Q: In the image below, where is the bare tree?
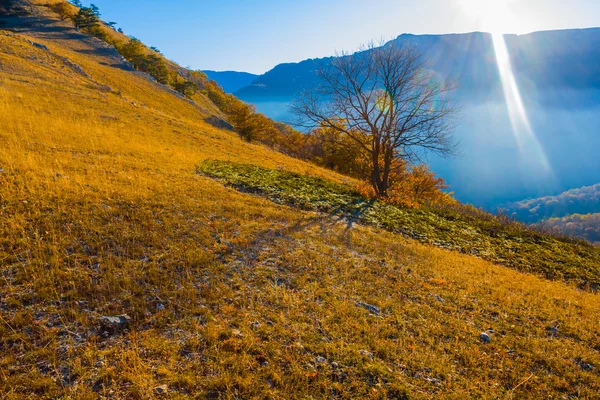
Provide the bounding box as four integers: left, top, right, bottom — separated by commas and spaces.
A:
291, 41, 459, 197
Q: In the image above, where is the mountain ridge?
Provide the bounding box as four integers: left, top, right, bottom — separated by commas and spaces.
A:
203, 70, 258, 93
234, 28, 600, 99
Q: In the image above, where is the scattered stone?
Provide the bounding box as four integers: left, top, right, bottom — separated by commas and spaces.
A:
62, 58, 91, 78
156, 303, 166, 312
434, 295, 444, 303
55, 364, 77, 386
479, 332, 491, 343
574, 358, 595, 372
314, 356, 327, 365
232, 329, 242, 338
250, 321, 261, 329
97, 84, 113, 93
423, 376, 442, 386
356, 301, 381, 316
360, 350, 374, 360
31, 41, 49, 51
154, 385, 168, 395
548, 326, 559, 337
99, 315, 131, 336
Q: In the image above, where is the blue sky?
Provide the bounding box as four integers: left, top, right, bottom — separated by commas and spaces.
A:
87, 0, 600, 74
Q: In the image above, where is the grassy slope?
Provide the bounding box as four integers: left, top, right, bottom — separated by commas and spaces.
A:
1, 5, 599, 399
198, 161, 600, 287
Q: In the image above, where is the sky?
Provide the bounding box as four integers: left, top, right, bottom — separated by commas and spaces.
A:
86, 0, 600, 74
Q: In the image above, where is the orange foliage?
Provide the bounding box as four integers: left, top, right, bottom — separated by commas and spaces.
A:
357, 161, 454, 208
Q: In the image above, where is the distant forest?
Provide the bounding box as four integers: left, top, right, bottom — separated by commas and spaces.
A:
541, 214, 600, 245
504, 184, 600, 223
502, 184, 600, 244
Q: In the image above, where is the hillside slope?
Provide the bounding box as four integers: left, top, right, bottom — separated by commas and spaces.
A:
1, 2, 600, 398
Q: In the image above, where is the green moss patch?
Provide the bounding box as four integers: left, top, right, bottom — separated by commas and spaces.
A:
199, 160, 600, 288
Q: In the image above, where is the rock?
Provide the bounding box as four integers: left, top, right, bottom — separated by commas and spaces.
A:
62, 58, 91, 78
314, 356, 327, 365
423, 376, 442, 386
156, 303, 166, 312
154, 384, 168, 395
356, 301, 381, 316
30, 41, 49, 51
574, 358, 595, 372
97, 84, 113, 93
99, 315, 131, 336
231, 329, 242, 338
360, 350, 374, 360
434, 295, 444, 303
250, 321, 261, 329
479, 332, 491, 343
547, 326, 559, 337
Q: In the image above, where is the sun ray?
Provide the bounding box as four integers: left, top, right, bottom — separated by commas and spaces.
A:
491, 33, 551, 172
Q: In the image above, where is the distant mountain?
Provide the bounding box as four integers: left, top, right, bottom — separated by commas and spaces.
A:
502, 183, 600, 245
236, 29, 600, 100
203, 70, 258, 94
502, 183, 600, 224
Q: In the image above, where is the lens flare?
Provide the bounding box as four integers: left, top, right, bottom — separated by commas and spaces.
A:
491, 33, 551, 173
375, 89, 392, 113
456, 0, 519, 34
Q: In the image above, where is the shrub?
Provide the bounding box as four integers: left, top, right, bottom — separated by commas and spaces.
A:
73, 6, 100, 31
49, 2, 73, 21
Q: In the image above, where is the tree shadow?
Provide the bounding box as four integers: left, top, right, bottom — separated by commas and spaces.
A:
0, 13, 103, 43
225, 198, 376, 267
77, 48, 118, 57
99, 61, 134, 72
204, 115, 233, 131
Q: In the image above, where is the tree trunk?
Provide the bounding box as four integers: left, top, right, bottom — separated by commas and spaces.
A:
370, 138, 385, 197
380, 146, 394, 197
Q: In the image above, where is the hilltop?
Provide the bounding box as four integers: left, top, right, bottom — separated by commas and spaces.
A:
1, 1, 599, 398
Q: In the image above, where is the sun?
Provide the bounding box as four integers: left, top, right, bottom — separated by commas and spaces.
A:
456, 0, 518, 34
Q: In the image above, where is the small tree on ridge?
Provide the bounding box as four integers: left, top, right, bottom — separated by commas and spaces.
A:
292, 41, 459, 197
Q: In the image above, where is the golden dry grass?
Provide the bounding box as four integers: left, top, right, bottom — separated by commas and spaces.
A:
1, 9, 599, 399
